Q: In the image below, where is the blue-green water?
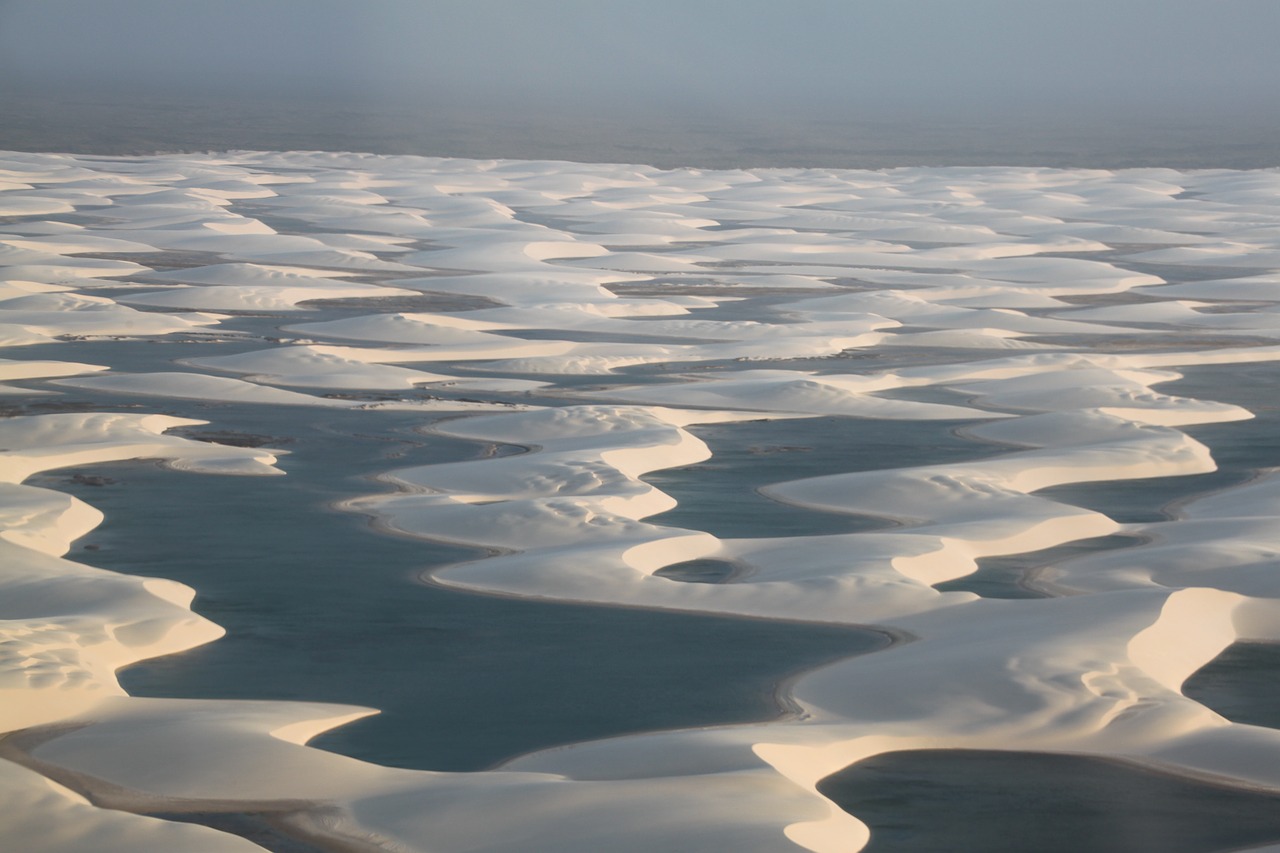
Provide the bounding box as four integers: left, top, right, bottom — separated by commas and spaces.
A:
1184, 643, 1280, 731
32, 392, 884, 772
934, 534, 1142, 600
644, 416, 998, 539
819, 750, 1280, 853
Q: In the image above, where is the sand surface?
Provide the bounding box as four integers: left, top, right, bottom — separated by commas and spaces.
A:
3, 151, 1280, 851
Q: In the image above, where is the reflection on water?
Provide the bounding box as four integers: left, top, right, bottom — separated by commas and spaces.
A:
819, 750, 1280, 853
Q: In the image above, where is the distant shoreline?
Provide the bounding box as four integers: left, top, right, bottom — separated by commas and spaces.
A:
5, 88, 1278, 171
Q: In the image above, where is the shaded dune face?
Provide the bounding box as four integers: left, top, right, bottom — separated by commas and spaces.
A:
2, 151, 1280, 853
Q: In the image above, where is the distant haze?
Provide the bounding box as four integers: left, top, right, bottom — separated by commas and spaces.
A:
2, 0, 1278, 166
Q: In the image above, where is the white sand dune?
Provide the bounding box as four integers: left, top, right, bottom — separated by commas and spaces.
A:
188, 344, 459, 389
0, 760, 267, 852
0, 357, 106, 393
582, 369, 999, 418
5, 151, 1280, 853
51, 371, 519, 412
0, 290, 222, 345
118, 263, 420, 312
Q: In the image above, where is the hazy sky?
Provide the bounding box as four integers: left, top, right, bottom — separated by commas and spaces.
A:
3, 0, 1278, 119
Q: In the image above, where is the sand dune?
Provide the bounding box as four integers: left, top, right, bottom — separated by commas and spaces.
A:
3, 150, 1280, 852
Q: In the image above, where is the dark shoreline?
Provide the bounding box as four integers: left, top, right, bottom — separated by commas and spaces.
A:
5, 89, 1279, 171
